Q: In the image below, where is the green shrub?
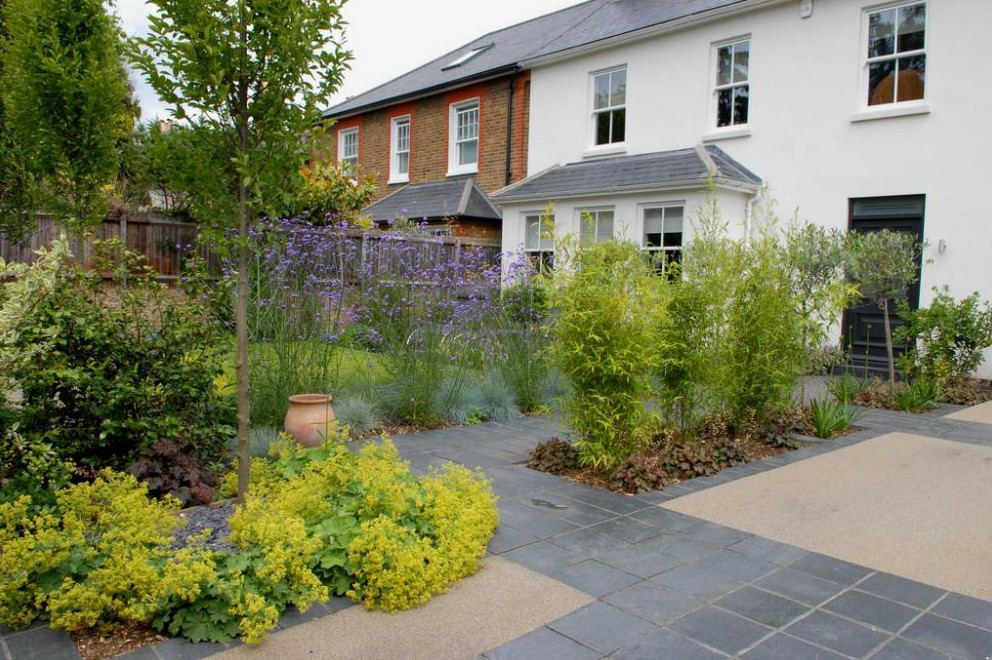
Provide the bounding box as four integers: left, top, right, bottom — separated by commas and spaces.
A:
893, 380, 941, 412
527, 437, 579, 474
610, 451, 669, 493
550, 237, 667, 471
0, 426, 73, 507
0, 471, 215, 633
758, 406, 812, 450
809, 398, 865, 438
661, 436, 749, 480
126, 438, 219, 507
0, 238, 234, 472
658, 201, 805, 431
179, 436, 499, 641
3, 434, 498, 646
896, 287, 992, 389
724, 227, 805, 423
827, 372, 869, 405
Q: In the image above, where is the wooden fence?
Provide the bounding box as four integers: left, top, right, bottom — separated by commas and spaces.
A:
0, 212, 208, 280
0, 213, 503, 281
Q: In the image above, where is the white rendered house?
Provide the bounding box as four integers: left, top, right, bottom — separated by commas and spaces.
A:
493, 0, 990, 373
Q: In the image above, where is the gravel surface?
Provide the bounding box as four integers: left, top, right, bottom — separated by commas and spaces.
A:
172, 500, 236, 551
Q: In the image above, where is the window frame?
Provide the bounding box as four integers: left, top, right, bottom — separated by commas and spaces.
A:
337, 127, 359, 174
711, 37, 751, 130
589, 66, 627, 148
639, 202, 686, 276
523, 211, 555, 273
861, 0, 927, 109
389, 115, 411, 184
578, 207, 616, 245
447, 99, 480, 176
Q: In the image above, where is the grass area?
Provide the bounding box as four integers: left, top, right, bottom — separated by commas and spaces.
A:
217, 341, 389, 426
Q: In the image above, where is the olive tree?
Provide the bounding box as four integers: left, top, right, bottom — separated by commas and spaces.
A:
846, 229, 926, 394
131, 0, 350, 497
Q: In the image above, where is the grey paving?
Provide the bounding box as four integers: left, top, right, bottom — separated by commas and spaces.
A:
483, 627, 600, 660
546, 601, 655, 654
669, 607, 772, 655
8, 409, 992, 660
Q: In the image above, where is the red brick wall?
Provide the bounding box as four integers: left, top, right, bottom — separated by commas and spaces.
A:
323, 72, 531, 204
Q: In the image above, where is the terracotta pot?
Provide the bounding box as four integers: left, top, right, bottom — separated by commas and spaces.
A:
284, 394, 336, 447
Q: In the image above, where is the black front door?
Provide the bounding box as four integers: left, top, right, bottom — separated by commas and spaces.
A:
842, 195, 925, 374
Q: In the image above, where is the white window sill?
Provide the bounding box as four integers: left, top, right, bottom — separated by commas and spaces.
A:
850, 103, 930, 123
446, 166, 478, 177
701, 126, 752, 142
388, 176, 409, 185
582, 144, 627, 159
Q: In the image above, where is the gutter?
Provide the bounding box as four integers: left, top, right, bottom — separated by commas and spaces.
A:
521, 0, 791, 69
493, 176, 759, 205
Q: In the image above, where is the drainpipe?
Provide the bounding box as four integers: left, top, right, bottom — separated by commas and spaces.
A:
504, 73, 517, 186
744, 191, 758, 245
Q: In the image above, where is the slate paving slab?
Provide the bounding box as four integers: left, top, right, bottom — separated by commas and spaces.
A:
602, 581, 703, 625
870, 637, 966, 660
3, 627, 82, 660
609, 628, 727, 660
932, 593, 992, 630
858, 572, 946, 610
784, 610, 890, 657
754, 568, 849, 607
548, 559, 641, 598
594, 544, 684, 579
822, 589, 919, 633
650, 563, 744, 601
668, 606, 772, 655
900, 613, 992, 660
713, 586, 809, 628
738, 633, 848, 659
546, 601, 655, 654
483, 627, 599, 660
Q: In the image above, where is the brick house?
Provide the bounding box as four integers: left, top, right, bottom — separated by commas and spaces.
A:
320, 2, 605, 238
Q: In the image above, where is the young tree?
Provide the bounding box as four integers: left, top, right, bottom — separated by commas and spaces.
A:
131, 0, 350, 498
846, 229, 925, 394
0, 0, 133, 232
784, 222, 856, 398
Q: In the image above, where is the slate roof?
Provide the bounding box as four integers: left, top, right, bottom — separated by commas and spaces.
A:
324, 0, 609, 117
325, 0, 752, 118
491, 145, 761, 202
364, 179, 502, 223
526, 0, 751, 60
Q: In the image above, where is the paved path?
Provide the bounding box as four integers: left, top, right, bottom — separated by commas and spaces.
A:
4, 407, 992, 660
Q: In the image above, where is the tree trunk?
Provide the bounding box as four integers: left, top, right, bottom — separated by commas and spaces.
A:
235, 108, 251, 500
882, 297, 896, 397
235, 185, 251, 500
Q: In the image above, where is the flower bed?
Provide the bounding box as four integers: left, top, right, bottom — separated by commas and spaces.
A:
0, 436, 498, 649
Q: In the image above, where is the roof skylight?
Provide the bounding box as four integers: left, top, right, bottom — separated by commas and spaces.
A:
442, 43, 493, 71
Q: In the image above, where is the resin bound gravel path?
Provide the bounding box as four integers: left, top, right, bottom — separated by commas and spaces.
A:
4, 404, 992, 660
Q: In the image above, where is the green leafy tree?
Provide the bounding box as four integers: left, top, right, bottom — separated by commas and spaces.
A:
131, 0, 351, 498
846, 229, 926, 393
0, 0, 133, 232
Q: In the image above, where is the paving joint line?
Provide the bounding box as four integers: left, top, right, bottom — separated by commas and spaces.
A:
861, 592, 958, 660
729, 568, 879, 658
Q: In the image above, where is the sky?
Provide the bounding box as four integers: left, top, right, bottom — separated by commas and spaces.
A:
113, 0, 583, 122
